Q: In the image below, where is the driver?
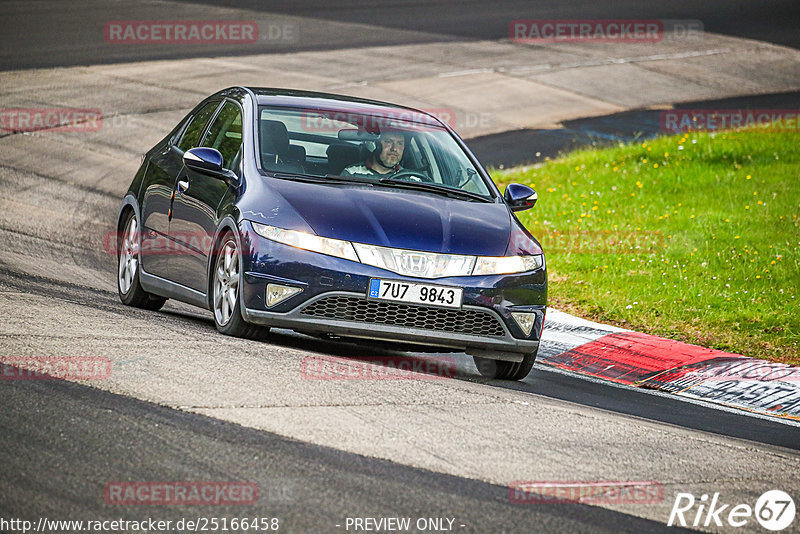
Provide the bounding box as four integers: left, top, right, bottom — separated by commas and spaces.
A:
341, 131, 405, 177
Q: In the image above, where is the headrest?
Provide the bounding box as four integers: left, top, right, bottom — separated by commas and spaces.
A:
287, 144, 306, 163
326, 144, 362, 174
260, 120, 290, 158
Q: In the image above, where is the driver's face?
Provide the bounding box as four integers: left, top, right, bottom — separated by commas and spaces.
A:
378, 133, 405, 167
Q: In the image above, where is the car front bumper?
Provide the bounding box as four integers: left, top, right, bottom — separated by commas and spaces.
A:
239, 222, 547, 358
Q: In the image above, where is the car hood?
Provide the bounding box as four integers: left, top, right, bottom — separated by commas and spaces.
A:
268, 179, 513, 256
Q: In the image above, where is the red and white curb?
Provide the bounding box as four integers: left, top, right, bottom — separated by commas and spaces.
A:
539, 310, 800, 422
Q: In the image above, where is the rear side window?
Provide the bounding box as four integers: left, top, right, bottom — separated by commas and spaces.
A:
177, 101, 219, 152
201, 101, 243, 170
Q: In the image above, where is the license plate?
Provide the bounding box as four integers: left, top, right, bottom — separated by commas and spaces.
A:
368, 279, 463, 309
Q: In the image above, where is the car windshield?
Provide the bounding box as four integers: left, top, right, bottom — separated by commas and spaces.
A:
257, 106, 493, 199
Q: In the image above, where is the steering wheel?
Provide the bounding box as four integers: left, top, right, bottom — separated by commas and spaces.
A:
388, 169, 433, 183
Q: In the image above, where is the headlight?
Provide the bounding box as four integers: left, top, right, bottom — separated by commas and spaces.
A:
472, 254, 544, 275
251, 223, 358, 262
251, 222, 543, 277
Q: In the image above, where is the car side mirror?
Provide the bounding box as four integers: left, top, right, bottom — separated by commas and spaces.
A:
183, 147, 235, 180
504, 183, 537, 211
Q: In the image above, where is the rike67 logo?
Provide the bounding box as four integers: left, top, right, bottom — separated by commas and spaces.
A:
668, 490, 795, 531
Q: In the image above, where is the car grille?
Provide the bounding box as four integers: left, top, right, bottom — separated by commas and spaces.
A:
299, 296, 506, 337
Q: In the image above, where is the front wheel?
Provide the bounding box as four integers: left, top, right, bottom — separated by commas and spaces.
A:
211, 233, 264, 339
473, 351, 537, 381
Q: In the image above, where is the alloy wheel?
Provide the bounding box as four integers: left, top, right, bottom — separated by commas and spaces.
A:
118, 215, 139, 295
213, 239, 240, 326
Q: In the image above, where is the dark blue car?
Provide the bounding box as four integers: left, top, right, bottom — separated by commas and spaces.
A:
117, 87, 546, 380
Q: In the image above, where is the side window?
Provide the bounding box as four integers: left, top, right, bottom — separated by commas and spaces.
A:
177, 101, 219, 152
201, 101, 243, 170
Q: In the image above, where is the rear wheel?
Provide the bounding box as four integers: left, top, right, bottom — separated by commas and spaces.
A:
473, 351, 537, 381
212, 233, 264, 339
117, 210, 167, 311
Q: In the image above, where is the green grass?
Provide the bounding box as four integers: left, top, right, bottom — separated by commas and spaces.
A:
492, 126, 800, 365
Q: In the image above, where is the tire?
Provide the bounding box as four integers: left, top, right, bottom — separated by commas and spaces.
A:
117, 210, 167, 311
473, 350, 537, 381
211, 232, 264, 339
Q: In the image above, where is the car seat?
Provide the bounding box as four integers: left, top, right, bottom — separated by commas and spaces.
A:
260, 120, 303, 173
326, 144, 362, 175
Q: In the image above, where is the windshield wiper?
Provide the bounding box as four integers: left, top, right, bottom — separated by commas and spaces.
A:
269, 172, 374, 186
378, 177, 492, 202
270, 171, 325, 183
324, 174, 377, 185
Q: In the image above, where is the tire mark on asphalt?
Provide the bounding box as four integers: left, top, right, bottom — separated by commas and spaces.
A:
0, 162, 123, 200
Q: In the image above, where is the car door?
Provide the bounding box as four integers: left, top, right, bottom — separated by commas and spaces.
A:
140, 100, 220, 279
169, 100, 242, 293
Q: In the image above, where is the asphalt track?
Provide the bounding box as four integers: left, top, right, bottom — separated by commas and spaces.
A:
1, 2, 800, 533
0, 369, 693, 534
1, 0, 799, 70
203, 0, 800, 49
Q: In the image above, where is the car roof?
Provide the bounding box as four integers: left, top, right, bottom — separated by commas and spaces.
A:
243, 87, 446, 128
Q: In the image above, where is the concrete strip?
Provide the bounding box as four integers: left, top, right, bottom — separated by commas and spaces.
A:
2, 34, 799, 141
372, 72, 624, 134
524, 63, 714, 108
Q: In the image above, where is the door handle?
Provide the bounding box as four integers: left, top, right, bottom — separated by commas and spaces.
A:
177, 180, 189, 193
